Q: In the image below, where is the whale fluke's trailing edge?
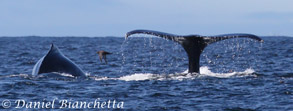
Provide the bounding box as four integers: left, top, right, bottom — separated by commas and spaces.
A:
125, 29, 263, 73
32, 44, 85, 77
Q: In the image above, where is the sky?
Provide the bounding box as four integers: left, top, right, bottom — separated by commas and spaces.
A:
0, 0, 292, 37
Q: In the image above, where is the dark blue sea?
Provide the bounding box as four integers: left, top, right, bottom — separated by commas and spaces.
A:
0, 36, 292, 111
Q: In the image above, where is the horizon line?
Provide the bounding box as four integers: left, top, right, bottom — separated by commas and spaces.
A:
0, 35, 292, 38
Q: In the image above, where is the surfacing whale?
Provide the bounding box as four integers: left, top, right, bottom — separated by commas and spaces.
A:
32, 44, 85, 77
125, 29, 263, 73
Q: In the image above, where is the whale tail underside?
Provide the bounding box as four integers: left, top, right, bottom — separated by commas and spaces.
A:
32, 44, 85, 77
125, 29, 263, 73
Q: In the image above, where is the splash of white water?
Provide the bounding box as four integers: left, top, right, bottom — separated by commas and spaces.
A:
4, 67, 256, 81
115, 66, 256, 81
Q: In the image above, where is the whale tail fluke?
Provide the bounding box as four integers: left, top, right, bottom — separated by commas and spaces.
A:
126, 30, 263, 45
125, 29, 263, 73
203, 33, 263, 45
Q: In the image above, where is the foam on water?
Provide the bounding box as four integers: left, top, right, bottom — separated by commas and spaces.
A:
0, 74, 30, 79
115, 66, 256, 81
1, 67, 256, 81
199, 66, 256, 78
58, 73, 75, 78
119, 73, 156, 81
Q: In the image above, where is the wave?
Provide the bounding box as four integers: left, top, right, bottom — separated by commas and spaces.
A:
0, 74, 32, 79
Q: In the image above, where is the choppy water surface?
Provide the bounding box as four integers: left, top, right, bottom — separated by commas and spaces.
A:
0, 36, 292, 110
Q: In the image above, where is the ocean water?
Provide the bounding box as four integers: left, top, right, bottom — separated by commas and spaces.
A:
0, 36, 292, 110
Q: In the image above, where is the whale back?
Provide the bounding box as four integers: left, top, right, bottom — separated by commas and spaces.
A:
32, 44, 85, 77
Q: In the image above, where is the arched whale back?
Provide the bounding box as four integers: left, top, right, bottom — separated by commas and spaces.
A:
125, 29, 263, 73
32, 44, 85, 77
